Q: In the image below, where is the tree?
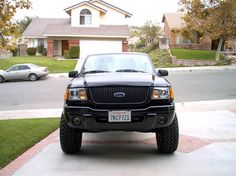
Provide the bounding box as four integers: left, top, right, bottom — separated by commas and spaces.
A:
0, 0, 31, 50
17, 16, 34, 35
179, 0, 236, 61
141, 20, 162, 46
129, 21, 162, 50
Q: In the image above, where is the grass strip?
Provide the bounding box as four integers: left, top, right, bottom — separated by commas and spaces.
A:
0, 118, 59, 168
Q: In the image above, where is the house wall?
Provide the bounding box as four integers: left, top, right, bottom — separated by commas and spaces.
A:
27, 38, 47, 48
163, 20, 174, 44
46, 38, 126, 58
71, 5, 100, 27
68, 40, 80, 48
163, 19, 212, 50
92, 1, 127, 25
47, 39, 54, 57
122, 40, 128, 52
44, 39, 47, 48
169, 34, 212, 50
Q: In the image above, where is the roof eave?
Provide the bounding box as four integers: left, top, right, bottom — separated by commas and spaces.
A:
42, 34, 129, 38
64, 1, 107, 16
90, 0, 132, 17
22, 35, 47, 39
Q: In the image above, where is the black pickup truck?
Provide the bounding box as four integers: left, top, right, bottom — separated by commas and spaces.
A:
60, 53, 179, 154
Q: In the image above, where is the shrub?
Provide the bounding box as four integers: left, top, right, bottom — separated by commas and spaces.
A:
69, 46, 80, 59
26, 47, 37, 56
216, 54, 232, 65
149, 49, 173, 67
37, 44, 44, 54
64, 50, 70, 59
10, 47, 18, 57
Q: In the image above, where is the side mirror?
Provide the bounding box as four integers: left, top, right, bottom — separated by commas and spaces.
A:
158, 69, 168, 76
69, 71, 78, 78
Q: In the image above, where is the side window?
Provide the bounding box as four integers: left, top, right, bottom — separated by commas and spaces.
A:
19, 65, 30, 70
8, 66, 20, 72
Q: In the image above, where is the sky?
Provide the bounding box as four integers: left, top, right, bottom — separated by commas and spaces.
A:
15, 0, 180, 26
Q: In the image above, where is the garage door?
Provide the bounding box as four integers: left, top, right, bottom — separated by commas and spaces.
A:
80, 40, 122, 59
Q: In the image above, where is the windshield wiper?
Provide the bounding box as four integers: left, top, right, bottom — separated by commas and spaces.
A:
115, 69, 146, 73
83, 70, 110, 74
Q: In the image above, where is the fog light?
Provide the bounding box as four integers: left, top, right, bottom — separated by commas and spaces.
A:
158, 116, 167, 124
73, 117, 81, 125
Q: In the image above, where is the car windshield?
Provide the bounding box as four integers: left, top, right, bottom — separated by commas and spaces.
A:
82, 54, 154, 74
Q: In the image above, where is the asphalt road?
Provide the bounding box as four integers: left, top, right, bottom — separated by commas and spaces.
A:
0, 70, 235, 111
168, 69, 236, 102
0, 77, 69, 111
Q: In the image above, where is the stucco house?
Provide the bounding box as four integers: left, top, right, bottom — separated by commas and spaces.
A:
22, 0, 132, 59
162, 13, 212, 50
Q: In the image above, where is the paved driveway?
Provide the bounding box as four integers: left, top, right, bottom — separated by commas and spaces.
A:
1, 110, 236, 176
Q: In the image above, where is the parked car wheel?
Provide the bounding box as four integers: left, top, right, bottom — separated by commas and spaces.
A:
0, 75, 5, 83
29, 73, 38, 81
156, 114, 179, 153
60, 114, 82, 154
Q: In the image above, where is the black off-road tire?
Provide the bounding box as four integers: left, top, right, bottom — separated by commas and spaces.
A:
29, 73, 38, 81
60, 114, 82, 154
156, 114, 179, 153
0, 76, 4, 83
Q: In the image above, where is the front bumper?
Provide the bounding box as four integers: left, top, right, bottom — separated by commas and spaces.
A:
63, 103, 175, 132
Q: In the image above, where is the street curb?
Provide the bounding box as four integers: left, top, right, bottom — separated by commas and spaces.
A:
0, 108, 62, 120
47, 73, 68, 78
160, 64, 236, 72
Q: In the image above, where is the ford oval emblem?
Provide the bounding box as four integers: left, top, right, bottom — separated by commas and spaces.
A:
114, 92, 126, 98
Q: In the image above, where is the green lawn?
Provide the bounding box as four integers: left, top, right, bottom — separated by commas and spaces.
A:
171, 48, 216, 60
0, 56, 77, 73
0, 118, 59, 168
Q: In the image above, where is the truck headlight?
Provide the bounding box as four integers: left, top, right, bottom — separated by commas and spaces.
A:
151, 87, 174, 100
65, 88, 87, 101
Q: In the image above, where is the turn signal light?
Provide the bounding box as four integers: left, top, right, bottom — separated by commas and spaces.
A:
64, 88, 69, 100
170, 87, 174, 100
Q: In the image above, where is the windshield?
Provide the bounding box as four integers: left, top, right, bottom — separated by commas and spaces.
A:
82, 54, 154, 74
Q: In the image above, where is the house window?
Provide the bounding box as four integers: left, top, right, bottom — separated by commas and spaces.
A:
80, 9, 92, 25
38, 39, 44, 46
183, 37, 191, 44
176, 34, 180, 44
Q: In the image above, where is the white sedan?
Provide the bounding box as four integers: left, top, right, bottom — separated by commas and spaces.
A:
0, 64, 49, 83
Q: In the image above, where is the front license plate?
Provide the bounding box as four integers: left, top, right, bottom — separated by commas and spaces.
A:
108, 111, 131, 122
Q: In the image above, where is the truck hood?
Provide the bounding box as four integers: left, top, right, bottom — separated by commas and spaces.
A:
70, 73, 170, 88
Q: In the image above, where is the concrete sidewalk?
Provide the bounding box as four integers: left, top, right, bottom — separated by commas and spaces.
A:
48, 64, 236, 78
1, 99, 236, 120
1, 109, 236, 176
160, 64, 236, 72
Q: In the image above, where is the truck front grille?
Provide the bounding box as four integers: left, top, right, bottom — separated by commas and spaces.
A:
89, 86, 149, 104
